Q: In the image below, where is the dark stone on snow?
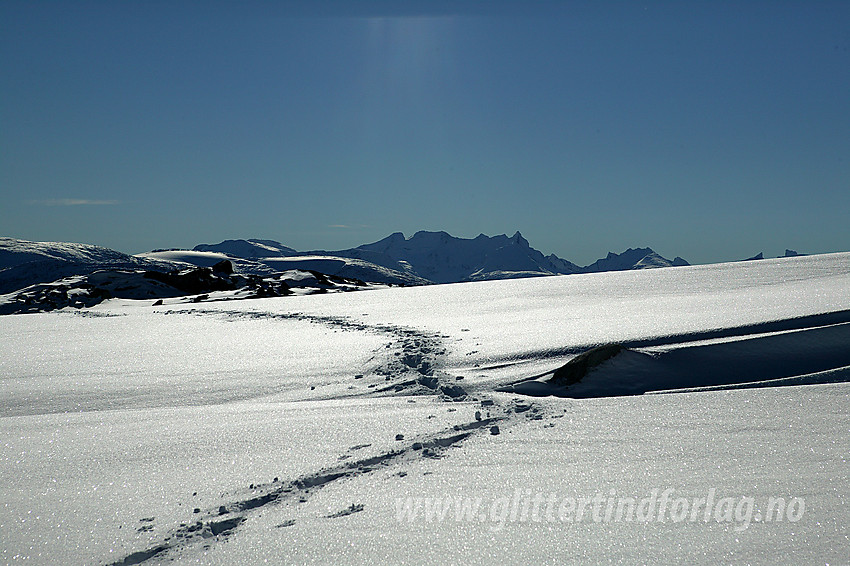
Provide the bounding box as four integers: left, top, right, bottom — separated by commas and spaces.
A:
417, 376, 439, 389
208, 516, 244, 536
439, 384, 467, 398
114, 544, 169, 565
211, 259, 233, 274
143, 267, 236, 295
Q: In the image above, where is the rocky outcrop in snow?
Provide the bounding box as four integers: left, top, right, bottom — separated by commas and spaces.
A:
144, 247, 427, 286
0, 264, 378, 315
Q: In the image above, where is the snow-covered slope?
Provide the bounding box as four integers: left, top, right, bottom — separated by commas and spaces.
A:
0, 237, 175, 294
1, 252, 849, 565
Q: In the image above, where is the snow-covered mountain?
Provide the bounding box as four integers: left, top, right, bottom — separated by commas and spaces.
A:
327, 231, 583, 284
192, 238, 297, 258
0, 237, 174, 295
189, 231, 582, 284
1, 234, 694, 298
583, 247, 690, 273
159, 233, 693, 284
325, 233, 691, 281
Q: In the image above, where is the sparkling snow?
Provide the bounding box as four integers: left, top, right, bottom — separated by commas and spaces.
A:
1, 253, 848, 564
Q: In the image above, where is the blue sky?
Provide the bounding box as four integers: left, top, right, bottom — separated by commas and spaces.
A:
1, 1, 848, 265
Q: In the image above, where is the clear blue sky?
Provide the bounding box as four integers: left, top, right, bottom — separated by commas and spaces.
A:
1, 1, 848, 265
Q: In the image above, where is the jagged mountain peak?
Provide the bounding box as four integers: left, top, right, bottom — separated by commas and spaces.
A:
342, 231, 567, 284
510, 231, 529, 247
585, 247, 683, 273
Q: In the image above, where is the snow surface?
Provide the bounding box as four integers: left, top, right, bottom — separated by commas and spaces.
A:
2, 252, 849, 564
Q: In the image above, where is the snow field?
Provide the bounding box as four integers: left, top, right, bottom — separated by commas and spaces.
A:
1, 251, 848, 564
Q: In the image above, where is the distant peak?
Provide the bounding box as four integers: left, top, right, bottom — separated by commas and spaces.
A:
192, 238, 296, 258
585, 246, 682, 273
511, 231, 529, 247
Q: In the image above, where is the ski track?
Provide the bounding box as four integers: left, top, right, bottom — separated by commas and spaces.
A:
175, 308, 469, 399
110, 309, 548, 565
108, 415, 519, 565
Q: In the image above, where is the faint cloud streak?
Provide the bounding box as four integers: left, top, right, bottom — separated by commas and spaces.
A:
29, 198, 119, 206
